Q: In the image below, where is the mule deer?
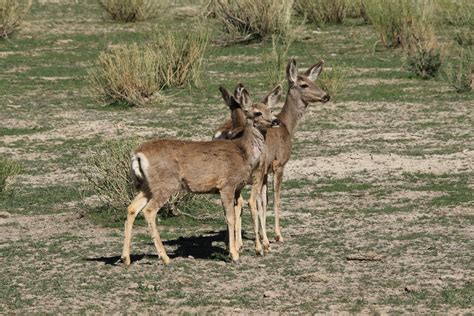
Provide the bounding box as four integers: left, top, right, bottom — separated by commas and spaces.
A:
213, 58, 330, 254
121, 86, 280, 266
214, 83, 283, 251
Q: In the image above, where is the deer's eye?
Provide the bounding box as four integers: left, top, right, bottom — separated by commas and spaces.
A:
300, 83, 309, 88
254, 112, 263, 117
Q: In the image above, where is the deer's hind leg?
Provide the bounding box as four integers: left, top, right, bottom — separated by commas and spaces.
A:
122, 191, 148, 266
142, 190, 177, 265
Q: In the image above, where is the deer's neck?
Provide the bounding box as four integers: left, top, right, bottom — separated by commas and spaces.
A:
278, 88, 306, 137
240, 123, 266, 169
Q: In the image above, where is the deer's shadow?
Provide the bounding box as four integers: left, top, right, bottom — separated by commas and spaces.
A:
85, 230, 249, 265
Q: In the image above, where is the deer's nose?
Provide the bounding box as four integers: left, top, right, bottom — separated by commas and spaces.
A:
272, 119, 281, 127
323, 94, 331, 102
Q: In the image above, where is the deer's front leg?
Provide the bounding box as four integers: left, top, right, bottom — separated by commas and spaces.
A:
221, 188, 239, 262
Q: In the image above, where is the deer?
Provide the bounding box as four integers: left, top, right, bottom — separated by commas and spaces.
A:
121, 86, 280, 266
214, 83, 283, 252
212, 57, 330, 255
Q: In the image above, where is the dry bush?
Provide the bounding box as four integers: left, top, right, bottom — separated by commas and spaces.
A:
98, 0, 162, 22
444, 50, 473, 93
294, 0, 348, 25
206, 0, 293, 44
0, 157, 21, 193
264, 32, 295, 86
82, 139, 206, 216
363, 0, 436, 49
318, 65, 346, 102
89, 28, 208, 106
435, 0, 474, 27
0, 0, 32, 38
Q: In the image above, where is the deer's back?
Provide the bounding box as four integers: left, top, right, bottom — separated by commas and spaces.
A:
135, 139, 250, 193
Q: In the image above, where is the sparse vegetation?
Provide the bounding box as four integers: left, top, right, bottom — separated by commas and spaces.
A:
444, 50, 473, 93
98, 0, 162, 22
294, 0, 348, 25
206, 0, 293, 44
318, 65, 346, 101
0, 157, 20, 192
0, 0, 31, 38
89, 28, 208, 106
264, 32, 295, 86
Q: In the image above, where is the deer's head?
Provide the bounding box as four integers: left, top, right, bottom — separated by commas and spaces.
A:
287, 57, 330, 105
217, 84, 280, 139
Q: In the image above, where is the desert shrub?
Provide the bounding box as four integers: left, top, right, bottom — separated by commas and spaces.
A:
206, 0, 293, 44
264, 31, 295, 86
82, 139, 208, 216
435, 0, 474, 27
346, 0, 368, 21
98, 0, 162, 22
363, 0, 437, 49
0, 157, 21, 193
454, 28, 474, 47
444, 50, 473, 93
89, 28, 208, 106
406, 45, 442, 79
0, 0, 32, 39
294, 0, 348, 25
318, 65, 346, 101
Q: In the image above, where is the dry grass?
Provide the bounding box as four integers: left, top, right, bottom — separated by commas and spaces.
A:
98, 0, 162, 22
0, 156, 21, 193
444, 49, 473, 93
363, 0, 436, 49
89, 28, 208, 106
318, 65, 346, 101
0, 0, 31, 38
294, 0, 348, 25
206, 0, 293, 44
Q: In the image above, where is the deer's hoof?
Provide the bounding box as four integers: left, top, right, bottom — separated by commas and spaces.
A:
275, 234, 284, 243
161, 255, 171, 265
122, 256, 131, 267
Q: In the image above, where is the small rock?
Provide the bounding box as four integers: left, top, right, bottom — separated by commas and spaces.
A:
188, 255, 194, 259
147, 284, 155, 291
0, 211, 10, 219
129, 282, 139, 290
263, 291, 281, 299
405, 285, 420, 293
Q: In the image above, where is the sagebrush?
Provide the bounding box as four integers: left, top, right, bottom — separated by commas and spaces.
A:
363, 0, 437, 49
89, 28, 208, 106
0, 0, 31, 38
294, 0, 348, 25
318, 65, 346, 102
206, 0, 293, 44
98, 0, 162, 22
0, 157, 21, 192
444, 51, 473, 93
82, 139, 210, 216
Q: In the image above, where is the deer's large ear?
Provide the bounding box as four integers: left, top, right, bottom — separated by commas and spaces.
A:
262, 84, 282, 108
219, 86, 241, 110
304, 60, 324, 81
287, 57, 298, 84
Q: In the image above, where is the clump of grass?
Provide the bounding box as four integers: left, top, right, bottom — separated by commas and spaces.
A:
264, 31, 295, 86
454, 28, 474, 47
82, 139, 205, 217
98, 0, 162, 22
363, 0, 436, 49
435, 0, 474, 27
89, 28, 208, 106
0, 157, 21, 193
206, 0, 293, 45
294, 0, 348, 25
0, 0, 32, 39
318, 65, 346, 102
444, 50, 473, 93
